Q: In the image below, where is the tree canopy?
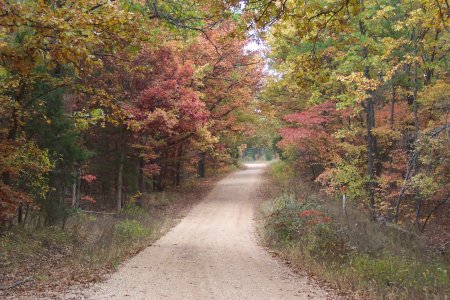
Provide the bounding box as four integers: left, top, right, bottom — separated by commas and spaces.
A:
1, 0, 448, 233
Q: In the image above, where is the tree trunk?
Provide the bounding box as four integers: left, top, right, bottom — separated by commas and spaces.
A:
412, 27, 421, 225
17, 204, 23, 224
365, 97, 377, 219
117, 147, 124, 212
138, 158, 146, 194
175, 146, 183, 186
72, 168, 80, 209
360, 0, 378, 220
412, 30, 420, 137
197, 152, 206, 178
390, 85, 396, 130
72, 181, 77, 209
22, 204, 29, 227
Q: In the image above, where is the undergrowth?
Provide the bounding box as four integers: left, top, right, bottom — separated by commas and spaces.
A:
0, 167, 230, 297
0, 201, 177, 296
259, 162, 449, 299
0, 203, 168, 279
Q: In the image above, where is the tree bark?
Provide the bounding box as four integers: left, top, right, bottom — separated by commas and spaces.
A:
72, 181, 77, 209
197, 152, 206, 178
412, 27, 421, 224
22, 204, 29, 227
360, 0, 378, 220
138, 157, 146, 194
17, 204, 23, 224
71, 168, 80, 209
390, 85, 396, 130
175, 146, 183, 186
117, 146, 124, 212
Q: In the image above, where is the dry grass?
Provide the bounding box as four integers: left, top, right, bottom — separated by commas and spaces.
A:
257, 162, 450, 299
0, 169, 230, 298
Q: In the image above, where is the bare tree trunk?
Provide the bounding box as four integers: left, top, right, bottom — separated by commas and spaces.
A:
390, 85, 396, 130
72, 168, 80, 209
308, 154, 316, 179
72, 181, 77, 208
117, 147, 124, 212
412, 27, 421, 225
360, 0, 378, 220
22, 204, 29, 227
138, 158, 146, 194
17, 204, 23, 224
412, 30, 420, 136
76, 168, 81, 207
197, 152, 206, 178
365, 98, 377, 220
175, 146, 183, 186
393, 125, 450, 223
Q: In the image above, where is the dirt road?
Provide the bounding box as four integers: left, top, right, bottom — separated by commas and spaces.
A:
79, 163, 332, 299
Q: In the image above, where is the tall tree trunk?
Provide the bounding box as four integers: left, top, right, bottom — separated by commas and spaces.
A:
17, 204, 23, 224
412, 28, 421, 225
138, 157, 146, 194
175, 146, 183, 186
72, 168, 80, 209
4, 82, 25, 225
360, 0, 378, 220
22, 204, 29, 227
197, 152, 206, 178
390, 85, 396, 130
365, 98, 377, 219
308, 154, 316, 179
117, 146, 124, 212
72, 181, 77, 209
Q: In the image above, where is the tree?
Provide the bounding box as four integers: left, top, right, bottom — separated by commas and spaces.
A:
258, 0, 449, 228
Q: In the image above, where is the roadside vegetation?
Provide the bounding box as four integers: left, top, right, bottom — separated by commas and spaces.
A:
0, 1, 263, 295
0, 171, 228, 298
258, 162, 449, 299
1, 1, 448, 299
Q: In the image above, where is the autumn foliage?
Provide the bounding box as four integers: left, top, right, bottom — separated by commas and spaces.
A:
264, 0, 449, 234
0, 1, 261, 223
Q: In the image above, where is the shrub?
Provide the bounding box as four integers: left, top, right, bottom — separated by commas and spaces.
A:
259, 186, 450, 299
114, 220, 149, 243
270, 161, 295, 186
122, 203, 148, 219
265, 148, 273, 161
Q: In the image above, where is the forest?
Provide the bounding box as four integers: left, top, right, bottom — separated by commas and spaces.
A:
0, 0, 449, 298
0, 0, 266, 224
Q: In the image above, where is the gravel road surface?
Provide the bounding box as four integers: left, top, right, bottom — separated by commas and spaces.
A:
76, 163, 333, 299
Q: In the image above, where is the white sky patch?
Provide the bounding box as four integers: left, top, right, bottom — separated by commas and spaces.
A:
244, 40, 264, 52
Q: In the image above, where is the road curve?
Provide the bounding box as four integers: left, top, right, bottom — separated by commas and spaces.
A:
81, 163, 332, 299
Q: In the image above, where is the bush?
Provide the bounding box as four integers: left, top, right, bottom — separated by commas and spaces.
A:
270, 161, 295, 185
265, 148, 273, 161
259, 170, 450, 299
114, 220, 149, 243
122, 203, 148, 219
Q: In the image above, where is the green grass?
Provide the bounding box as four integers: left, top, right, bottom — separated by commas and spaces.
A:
114, 219, 150, 243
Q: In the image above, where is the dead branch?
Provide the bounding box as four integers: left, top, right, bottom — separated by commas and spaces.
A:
394, 123, 449, 223
421, 197, 449, 233
80, 210, 117, 215
0, 277, 33, 291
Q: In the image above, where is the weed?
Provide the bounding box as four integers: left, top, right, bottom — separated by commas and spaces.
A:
114, 220, 149, 243
122, 203, 148, 219
259, 162, 450, 299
